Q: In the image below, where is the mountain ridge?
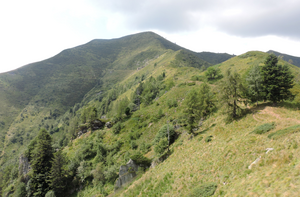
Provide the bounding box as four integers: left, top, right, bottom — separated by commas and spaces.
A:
1, 32, 300, 197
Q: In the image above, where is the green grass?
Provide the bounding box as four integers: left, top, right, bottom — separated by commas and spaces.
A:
251, 122, 275, 134
268, 124, 300, 139
189, 182, 217, 197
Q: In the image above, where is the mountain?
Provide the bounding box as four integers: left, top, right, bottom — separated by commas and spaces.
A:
267, 50, 300, 67
0, 31, 232, 171
1, 32, 300, 197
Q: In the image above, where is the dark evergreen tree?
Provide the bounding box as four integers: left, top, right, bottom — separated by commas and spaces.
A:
28, 128, 53, 197
261, 54, 294, 104
49, 150, 68, 196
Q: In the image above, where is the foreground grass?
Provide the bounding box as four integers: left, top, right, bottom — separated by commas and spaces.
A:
116, 103, 300, 197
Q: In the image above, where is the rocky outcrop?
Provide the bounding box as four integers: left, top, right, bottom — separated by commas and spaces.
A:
77, 124, 88, 137
115, 159, 139, 190
105, 121, 112, 128
89, 119, 105, 130
19, 154, 31, 182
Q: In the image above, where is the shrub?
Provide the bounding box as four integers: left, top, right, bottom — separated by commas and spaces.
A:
268, 125, 300, 139
252, 122, 275, 134
205, 135, 213, 143
14, 182, 27, 197
187, 82, 196, 86
154, 138, 169, 155
154, 124, 176, 145
167, 99, 178, 108
104, 165, 118, 183
112, 122, 122, 134
178, 82, 186, 87
198, 136, 204, 141
140, 143, 151, 154
45, 190, 56, 197
191, 75, 205, 81
190, 182, 217, 197
131, 141, 138, 149
130, 153, 152, 167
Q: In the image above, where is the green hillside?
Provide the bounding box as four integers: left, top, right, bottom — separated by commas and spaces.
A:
1, 32, 299, 197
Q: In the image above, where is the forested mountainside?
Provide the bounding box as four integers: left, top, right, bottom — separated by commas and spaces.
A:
1, 32, 300, 197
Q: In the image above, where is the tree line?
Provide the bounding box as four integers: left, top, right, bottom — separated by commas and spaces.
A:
184, 54, 295, 129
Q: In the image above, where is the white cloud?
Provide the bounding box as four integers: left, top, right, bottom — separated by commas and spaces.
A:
1, 0, 300, 73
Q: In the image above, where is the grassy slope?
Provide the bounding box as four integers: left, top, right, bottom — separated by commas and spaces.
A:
61, 51, 300, 196
111, 52, 300, 197
121, 104, 300, 197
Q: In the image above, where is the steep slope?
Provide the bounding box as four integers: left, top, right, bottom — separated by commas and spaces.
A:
0, 32, 217, 169
2, 32, 297, 197
267, 50, 300, 67
196, 52, 235, 65
55, 51, 300, 196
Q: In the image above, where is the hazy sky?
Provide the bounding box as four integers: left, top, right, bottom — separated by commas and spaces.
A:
1, 0, 300, 73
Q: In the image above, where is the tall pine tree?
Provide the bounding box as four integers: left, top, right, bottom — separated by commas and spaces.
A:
28, 128, 53, 197
261, 54, 294, 104
49, 150, 68, 196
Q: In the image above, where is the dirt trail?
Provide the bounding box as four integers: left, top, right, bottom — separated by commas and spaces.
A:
253, 106, 300, 124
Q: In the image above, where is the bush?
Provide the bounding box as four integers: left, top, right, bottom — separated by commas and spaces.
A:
167, 99, 178, 108
252, 122, 275, 134
131, 141, 138, 149
268, 124, 300, 139
190, 182, 217, 197
191, 75, 205, 81
130, 153, 152, 167
112, 122, 122, 134
205, 135, 213, 143
140, 143, 151, 154
187, 82, 196, 86
45, 190, 56, 197
154, 138, 169, 155
14, 182, 27, 197
154, 124, 176, 145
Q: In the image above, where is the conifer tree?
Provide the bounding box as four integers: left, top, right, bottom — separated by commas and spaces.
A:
49, 150, 68, 196
184, 89, 201, 133
198, 83, 215, 117
261, 54, 294, 104
246, 65, 263, 105
184, 83, 215, 133
219, 68, 245, 119
28, 128, 53, 197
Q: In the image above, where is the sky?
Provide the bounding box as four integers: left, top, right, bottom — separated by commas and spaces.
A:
1, 0, 300, 73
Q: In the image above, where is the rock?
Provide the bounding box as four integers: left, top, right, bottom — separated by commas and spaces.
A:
188, 134, 194, 140
89, 119, 105, 130
19, 154, 31, 182
105, 121, 112, 128
77, 124, 88, 137
115, 159, 139, 190
265, 148, 274, 154
248, 156, 261, 169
